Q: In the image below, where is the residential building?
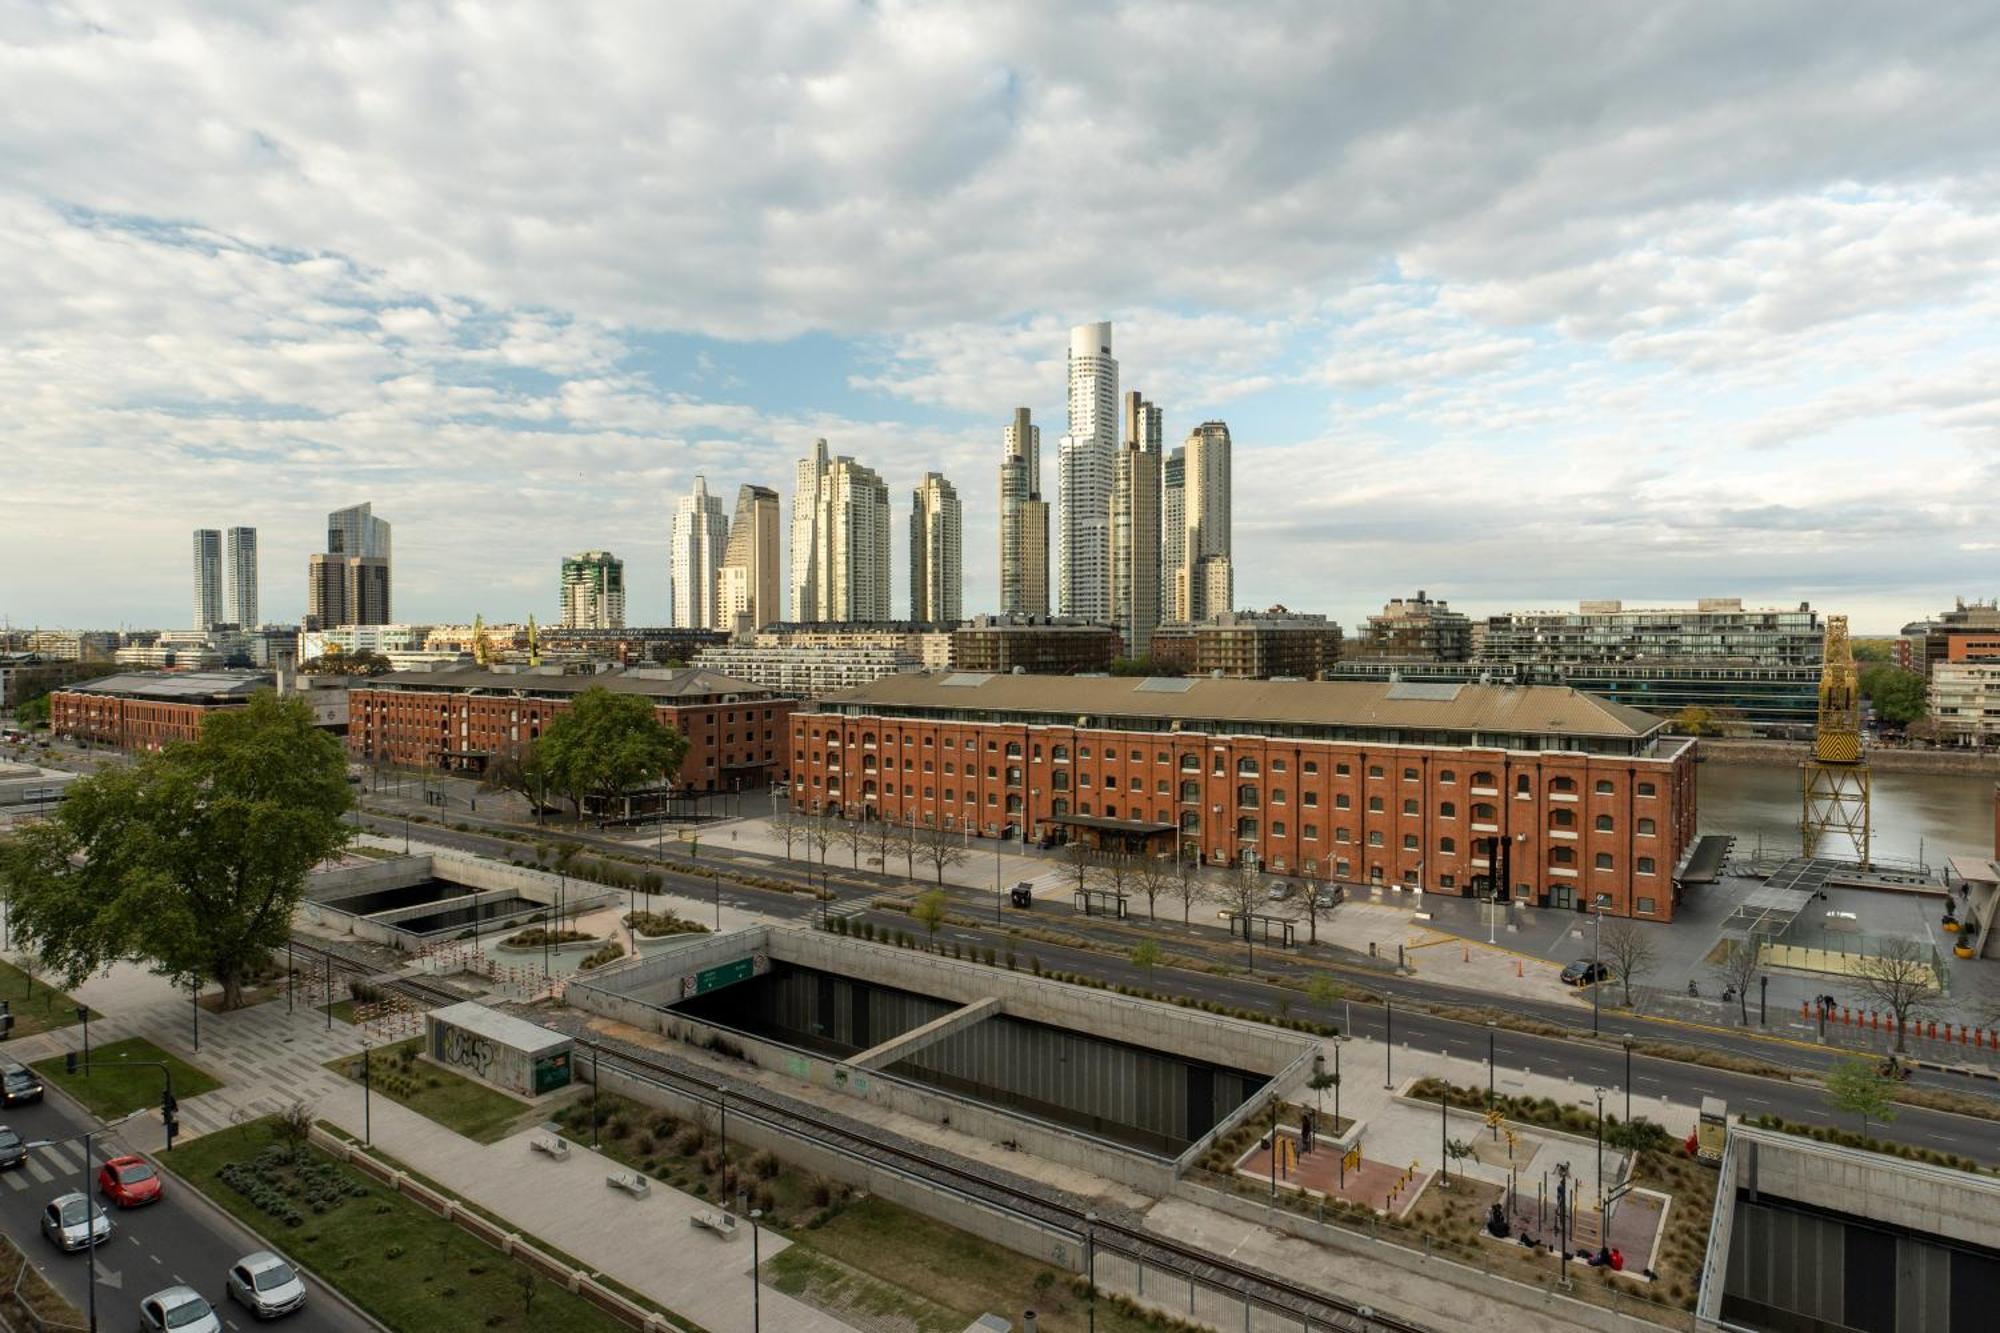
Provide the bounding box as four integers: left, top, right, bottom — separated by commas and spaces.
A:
559, 551, 626, 629
1057, 321, 1117, 622
1911, 599, 2000, 677
1930, 660, 2000, 747
690, 644, 922, 696
192, 529, 223, 629
49, 671, 273, 751
1477, 599, 1823, 667
533, 626, 728, 667
1179, 422, 1232, 623
752, 622, 956, 670
1351, 591, 1474, 662
347, 666, 795, 790
670, 475, 730, 630
1162, 447, 1186, 621
718, 485, 781, 635
951, 615, 1122, 676
910, 472, 963, 624
1149, 609, 1344, 679
791, 673, 1696, 918
226, 526, 259, 628
19, 630, 119, 662
790, 438, 829, 621
1110, 392, 1163, 657
307, 554, 391, 628
999, 408, 1049, 616
0, 655, 112, 710
811, 454, 893, 622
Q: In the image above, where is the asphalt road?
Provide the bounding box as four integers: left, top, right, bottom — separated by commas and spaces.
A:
0, 1082, 371, 1333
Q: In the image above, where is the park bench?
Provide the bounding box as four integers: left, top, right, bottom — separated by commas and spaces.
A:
605, 1170, 651, 1199
689, 1209, 739, 1239
529, 1134, 570, 1162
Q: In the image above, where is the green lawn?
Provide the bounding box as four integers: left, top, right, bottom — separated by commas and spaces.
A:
33, 1037, 219, 1119
0, 957, 94, 1040
167, 1118, 631, 1333
325, 1038, 530, 1143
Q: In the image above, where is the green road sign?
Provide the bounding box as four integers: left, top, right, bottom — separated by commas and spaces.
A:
692, 957, 754, 996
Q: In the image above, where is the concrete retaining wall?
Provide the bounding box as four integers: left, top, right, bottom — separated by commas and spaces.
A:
307, 853, 434, 902
1698, 738, 2000, 776
1730, 1123, 2000, 1251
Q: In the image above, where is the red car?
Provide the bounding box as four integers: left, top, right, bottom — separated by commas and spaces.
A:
96, 1156, 162, 1208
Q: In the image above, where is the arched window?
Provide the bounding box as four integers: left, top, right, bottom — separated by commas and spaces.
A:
1439, 801, 1456, 818
1550, 776, 1577, 794
1439, 836, 1456, 854
1237, 757, 1260, 776
861, 731, 875, 747
1237, 784, 1260, 809
1052, 744, 1070, 761
1439, 769, 1457, 784
1005, 741, 1022, 759
1472, 803, 1497, 821
1596, 779, 1615, 794
1180, 779, 1200, 802
1550, 846, 1576, 866
862, 780, 877, 798
1595, 814, 1614, 832
1472, 770, 1496, 788
1552, 808, 1576, 828
1180, 751, 1201, 771
1515, 774, 1531, 795
1236, 816, 1259, 840
862, 754, 877, 771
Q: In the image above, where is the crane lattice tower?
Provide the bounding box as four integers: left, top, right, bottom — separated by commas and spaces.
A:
1801, 614, 1871, 866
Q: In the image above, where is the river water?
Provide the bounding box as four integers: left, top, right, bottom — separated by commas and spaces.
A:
1697, 762, 1997, 869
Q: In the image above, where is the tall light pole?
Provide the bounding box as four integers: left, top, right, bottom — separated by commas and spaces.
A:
1383, 1000, 1394, 1089
26, 1128, 101, 1332
1622, 1033, 1634, 1127
361, 1040, 372, 1146
1084, 1211, 1097, 1333
1486, 1020, 1497, 1136
1593, 1087, 1606, 1219
748, 1208, 763, 1333
588, 1039, 601, 1150
1590, 907, 1603, 1036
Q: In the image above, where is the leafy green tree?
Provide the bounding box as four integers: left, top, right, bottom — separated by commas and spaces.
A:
1859, 665, 1927, 727
12, 696, 49, 728
1824, 1056, 1899, 1137
912, 889, 948, 946
1130, 938, 1163, 984
0, 692, 351, 1009
535, 687, 689, 821
1672, 705, 1716, 736
1850, 639, 1894, 664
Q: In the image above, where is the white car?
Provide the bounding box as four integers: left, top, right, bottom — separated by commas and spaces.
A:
39, 1192, 110, 1251
139, 1285, 221, 1332
226, 1250, 307, 1319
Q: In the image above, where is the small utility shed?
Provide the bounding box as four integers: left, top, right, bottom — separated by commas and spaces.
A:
424, 1001, 573, 1097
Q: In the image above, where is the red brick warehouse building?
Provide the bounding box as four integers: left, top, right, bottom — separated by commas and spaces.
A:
348, 667, 794, 792
48, 671, 273, 751
791, 673, 1698, 919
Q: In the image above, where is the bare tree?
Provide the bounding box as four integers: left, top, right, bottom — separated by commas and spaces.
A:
1709, 937, 1762, 1025
885, 818, 917, 880
1297, 859, 1330, 945
1848, 937, 1941, 1053
916, 820, 970, 885
804, 814, 836, 872
1129, 854, 1175, 922
770, 811, 802, 860
1172, 845, 1204, 926
1088, 850, 1136, 913
1600, 918, 1658, 1008
832, 817, 869, 869
1058, 840, 1096, 897
1218, 861, 1264, 945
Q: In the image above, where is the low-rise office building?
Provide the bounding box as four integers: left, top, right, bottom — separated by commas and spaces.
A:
1478, 598, 1822, 667
751, 622, 956, 670
49, 671, 273, 750
0, 655, 112, 711
1349, 591, 1474, 662
532, 626, 728, 667
690, 644, 922, 696
347, 666, 794, 791
951, 615, 1122, 675
1148, 610, 1344, 679
792, 672, 1696, 919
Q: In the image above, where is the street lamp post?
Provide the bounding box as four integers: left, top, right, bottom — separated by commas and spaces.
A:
77, 1005, 90, 1075
324, 953, 332, 1032
1593, 1087, 1606, 1218
26, 1128, 101, 1332
1486, 1020, 1497, 1137
1084, 1211, 1097, 1333
361, 1041, 372, 1146
1622, 1033, 1634, 1127
748, 1208, 763, 1333
1591, 907, 1603, 1036
588, 1039, 601, 1150
191, 980, 200, 1052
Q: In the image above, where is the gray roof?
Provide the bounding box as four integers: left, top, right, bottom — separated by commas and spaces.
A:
814, 672, 1665, 740
427, 1001, 571, 1055
366, 666, 770, 701
62, 671, 272, 702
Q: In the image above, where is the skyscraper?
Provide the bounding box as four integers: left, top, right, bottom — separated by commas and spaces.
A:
1180, 421, 1233, 622
790, 438, 829, 620
1057, 321, 1117, 622
192, 529, 223, 629
1162, 448, 1186, 623
910, 472, 963, 623
1110, 392, 1162, 656
670, 475, 730, 630
314, 502, 392, 626
999, 407, 1049, 615
719, 485, 781, 635
810, 454, 892, 622
559, 551, 626, 629
225, 526, 258, 627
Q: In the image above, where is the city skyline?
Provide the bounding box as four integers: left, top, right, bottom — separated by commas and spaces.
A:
5, 5, 1998, 634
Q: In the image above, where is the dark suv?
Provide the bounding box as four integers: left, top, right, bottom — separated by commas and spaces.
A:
0, 1126, 24, 1169
1, 1063, 44, 1107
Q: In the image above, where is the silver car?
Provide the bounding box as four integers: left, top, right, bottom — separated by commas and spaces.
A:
39, 1192, 110, 1251
226, 1250, 306, 1319
138, 1284, 221, 1332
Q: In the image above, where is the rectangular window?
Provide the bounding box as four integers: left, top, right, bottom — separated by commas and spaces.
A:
1303, 761, 1319, 776
1336, 794, 1351, 809
1336, 762, 1351, 776
1303, 792, 1318, 807
1403, 767, 1418, 781
1304, 824, 1319, 840
1636, 896, 1656, 914
1271, 821, 1286, 837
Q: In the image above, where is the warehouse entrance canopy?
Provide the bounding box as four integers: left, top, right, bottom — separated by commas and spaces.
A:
1051, 813, 1175, 854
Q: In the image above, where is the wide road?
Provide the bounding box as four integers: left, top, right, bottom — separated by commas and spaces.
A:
0, 1082, 371, 1333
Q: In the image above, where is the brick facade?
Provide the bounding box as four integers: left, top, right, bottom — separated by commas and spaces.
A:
50, 691, 235, 751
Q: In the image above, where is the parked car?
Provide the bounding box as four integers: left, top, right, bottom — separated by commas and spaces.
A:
97, 1155, 162, 1208
0, 1062, 43, 1107
226, 1250, 307, 1320
138, 1285, 221, 1333
40, 1193, 111, 1252
0, 1126, 23, 1170
1313, 887, 1343, 910
1266, 882, 1295, 902
1559, 960, 1611, 986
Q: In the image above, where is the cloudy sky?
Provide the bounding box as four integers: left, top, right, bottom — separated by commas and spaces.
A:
5, 1, 1997, 635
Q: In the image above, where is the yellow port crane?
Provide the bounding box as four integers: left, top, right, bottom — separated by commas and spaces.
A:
1801, 614, 1870, 866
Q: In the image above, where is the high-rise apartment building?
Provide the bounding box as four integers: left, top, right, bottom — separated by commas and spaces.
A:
790, 438, 829, 621
1057, 322, 1117, 622
1110, 391, 1162, 656
1179, 422, 1233, 623
719, 485, 782, 635
670, 475, 730, 630
1352, 591, 1474, 661
909, 472, 963, 624
313, 503, 393, 626
559, 551, 626, 629
1162, 448, 1186, 622
812, 455, 892, 622
225, 526, 258, 627
998, 408, 1049, 615
192, 529, 223, 629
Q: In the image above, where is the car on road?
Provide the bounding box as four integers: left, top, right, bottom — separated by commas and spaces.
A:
1266, 881, 1295, 901
97, 1154, 163, 1208
1, 1061, 43, 1106
40, 1192, 111, 1251
0, 1126, 24, 1169
138, 1285, 222, 1332
1559, 960, 1611, 986
226, 1250, 307, 1319
1313, 887, 1343, 910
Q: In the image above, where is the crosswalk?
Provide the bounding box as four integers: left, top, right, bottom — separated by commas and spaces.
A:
2, 1138, 94, 1192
